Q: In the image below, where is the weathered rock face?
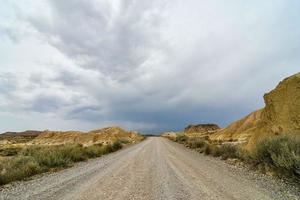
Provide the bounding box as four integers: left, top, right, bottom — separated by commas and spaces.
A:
185, 124, 220, 133
262, 73, 300, 133
184, 124, 220, 137
210, 72, 300, 149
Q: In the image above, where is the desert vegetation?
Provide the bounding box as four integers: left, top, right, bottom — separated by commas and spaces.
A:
0, 140, 124, 185
168, 134, 300, 181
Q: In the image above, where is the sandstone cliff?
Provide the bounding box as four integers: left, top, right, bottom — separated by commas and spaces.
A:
210, 72, 300, 149
184, 124, 220, 137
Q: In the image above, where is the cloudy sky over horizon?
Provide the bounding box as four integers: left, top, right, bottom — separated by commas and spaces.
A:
0, 0, 299, 133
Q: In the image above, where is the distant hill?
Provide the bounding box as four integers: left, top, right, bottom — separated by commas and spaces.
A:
184, 124, 220, 137
0, 130, 43, 144
30, 127, 144, 146
1, 130, 42, 137
0, 127, 144, 147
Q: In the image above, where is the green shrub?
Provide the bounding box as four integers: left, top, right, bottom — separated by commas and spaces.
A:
236, 147, 252, 162
186, 138, 207, 149
219, 144, 238, 160
22, 145, 82, 168
118, 139, 131, 144
0, 141, 126, 186
204, 144, 212, 155
175, 135, 188, 143
197, 142, 209, 153
112, 140, 122, 151
210, 145, 222, 157
0, 156, 42, 185
104, 140, 123, 154
21, 144, 100, 169
84, 144, 105, 158
27, 147, 70, 168
254, 136, 300, 177
58, 144, 88, 162
0, 147, 22, 156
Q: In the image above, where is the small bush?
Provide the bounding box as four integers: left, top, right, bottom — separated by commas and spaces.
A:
219, 144, 238, 160
236, 147, 252, 162
118, 139, 131, 144
253, 136, 300, 178
197, 143, 209, 153
186, 138, 207, 149
104, 140, 123, 153
210, 145, 223, 157
0, 147, 22, 156
204, 144, 212, 155
112, 140, 122, 151
175, 135, 188, 143
84, 144, 104, 158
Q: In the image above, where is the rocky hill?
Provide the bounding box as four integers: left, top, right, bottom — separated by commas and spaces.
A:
184, 124, 220, 137
0, 130, 42, 145
210, 72, 300, 149
30, 127, 144, 146
1, 130, 42, 137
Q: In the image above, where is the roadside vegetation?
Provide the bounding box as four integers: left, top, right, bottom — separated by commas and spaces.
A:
0, 140, 124, 185
169, 134, 300, 181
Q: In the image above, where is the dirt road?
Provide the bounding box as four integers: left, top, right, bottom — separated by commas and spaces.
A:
0, 137, 299, 200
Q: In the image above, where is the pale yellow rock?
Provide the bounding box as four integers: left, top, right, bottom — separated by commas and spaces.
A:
210, 72, 300, 150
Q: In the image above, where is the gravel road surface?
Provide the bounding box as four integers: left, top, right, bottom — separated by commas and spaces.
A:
0, 137, 299, 200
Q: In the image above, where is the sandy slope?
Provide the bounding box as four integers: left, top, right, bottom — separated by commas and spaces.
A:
0, 137, 298, 200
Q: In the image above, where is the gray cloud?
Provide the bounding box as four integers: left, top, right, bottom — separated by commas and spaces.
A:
27, 0, 167, 79
0, 0, 300, 133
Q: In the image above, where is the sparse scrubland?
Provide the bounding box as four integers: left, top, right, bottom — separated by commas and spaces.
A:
168, 134, 300, 181
165, 73, 300, 182
0, 140, 125, 185
0, 126, 145, 185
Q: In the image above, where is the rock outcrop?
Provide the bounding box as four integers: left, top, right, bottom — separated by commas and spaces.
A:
185, 124, 220, 133
210, 72, 300, 149
184, 124, 220, 137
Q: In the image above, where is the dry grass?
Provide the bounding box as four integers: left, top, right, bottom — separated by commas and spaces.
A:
0, 140, 124, 185
169, 134, 300, 181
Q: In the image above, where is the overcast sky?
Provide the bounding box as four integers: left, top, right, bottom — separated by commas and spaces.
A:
0, 0, 299, 133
